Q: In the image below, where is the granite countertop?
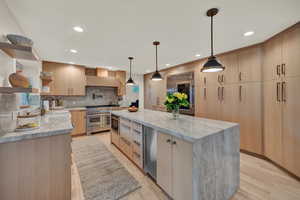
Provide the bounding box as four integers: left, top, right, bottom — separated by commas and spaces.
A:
0, 111, 73, 144
112, 109, 239, 143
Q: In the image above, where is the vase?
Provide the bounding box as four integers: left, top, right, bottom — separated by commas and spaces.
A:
172, 107, 180, 119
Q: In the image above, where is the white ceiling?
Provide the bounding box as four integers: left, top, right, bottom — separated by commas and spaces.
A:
5, 0, 300, 74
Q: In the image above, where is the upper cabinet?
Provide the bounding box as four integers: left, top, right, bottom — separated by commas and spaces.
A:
263, 25, 300, 81
237, 45, 263, 83
42, 61, 86, 96
116, 71, 126, 96
282, 26, 300, 78
218, 52, 239, 84
262, 35, 283, 81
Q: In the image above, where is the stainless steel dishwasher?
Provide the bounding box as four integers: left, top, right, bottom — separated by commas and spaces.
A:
143, 126, 157, 181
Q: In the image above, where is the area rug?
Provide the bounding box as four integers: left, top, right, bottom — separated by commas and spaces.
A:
72, 136, 141, 200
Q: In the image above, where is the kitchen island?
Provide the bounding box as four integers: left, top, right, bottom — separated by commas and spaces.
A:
0, 111, 73, 200
112, 109, 240, 200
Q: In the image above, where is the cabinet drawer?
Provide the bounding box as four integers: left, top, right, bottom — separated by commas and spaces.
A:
132, 151, 142, 168
119, 136, 132, 159
120, 118, 131, 127
132, 140, 142, 155
119, 123, 131, 141
132, 128, 142, 143
132, 121, 142, 132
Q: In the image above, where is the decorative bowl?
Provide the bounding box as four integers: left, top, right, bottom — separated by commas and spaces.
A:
6, 34, 33, 47
128, 106, 138, 112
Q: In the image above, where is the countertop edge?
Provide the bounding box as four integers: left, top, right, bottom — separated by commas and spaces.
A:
0, 127, 73, 144
111, 110, 239, 143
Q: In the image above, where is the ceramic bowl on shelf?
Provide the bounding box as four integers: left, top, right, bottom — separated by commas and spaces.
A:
6, 34, 33, 47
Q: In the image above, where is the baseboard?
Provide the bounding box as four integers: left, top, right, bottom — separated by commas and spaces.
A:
241, 150, 300, 182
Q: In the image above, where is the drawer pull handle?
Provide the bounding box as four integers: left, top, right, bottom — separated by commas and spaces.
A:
276, 65, 281, 76
134, 140, 140, 146
276, 82, 281, 102
166, 139, 171, 143
172, 141, 177, 145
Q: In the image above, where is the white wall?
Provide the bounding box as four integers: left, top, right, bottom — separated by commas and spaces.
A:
119, 73, 144, 108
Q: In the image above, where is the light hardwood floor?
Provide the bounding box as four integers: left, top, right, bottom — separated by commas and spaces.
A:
72, 133, 300, 200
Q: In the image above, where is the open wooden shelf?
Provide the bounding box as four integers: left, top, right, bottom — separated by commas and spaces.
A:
0, 87, 39, 94
0, 42, 38, 61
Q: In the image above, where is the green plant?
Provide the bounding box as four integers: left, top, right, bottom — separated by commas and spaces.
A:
164, 92, 189, 111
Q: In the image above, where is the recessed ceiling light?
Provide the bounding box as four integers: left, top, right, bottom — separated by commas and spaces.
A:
244, 31, 254, 37
166, 64, 170, 66
195, 54, 201, 57
70, 49, 77, 53
73, 26, 84, 32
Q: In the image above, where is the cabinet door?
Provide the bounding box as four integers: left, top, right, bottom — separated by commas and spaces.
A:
262, 35, 282, 81
218, 52, 239, 84
282, 26, 300, 78
172, 138, 193, 200
282, 76, 300, 176
43, 62, 69, 95
70, 66, 86, 96
197, 85, 220, 119
238, 46, 262, 82
239, 83, 263, 154
70, 111, 86, 136
157, 132, 172, 196
263, 81, 283, 164
219, 84, 239, 123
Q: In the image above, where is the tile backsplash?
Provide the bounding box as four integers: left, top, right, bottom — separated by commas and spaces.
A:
42, 86, 119, 108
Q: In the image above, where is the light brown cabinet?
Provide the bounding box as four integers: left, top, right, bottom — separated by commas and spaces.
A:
238, 83, 263, 154
282, 76, 300, 176
70, 110, 86, 136
116, 71, 126, 96
42, 61, 86, 96
218, 52, 239, 84
237, 46, 262, 82
263, 25, 300, 177
157, 132, 192, 200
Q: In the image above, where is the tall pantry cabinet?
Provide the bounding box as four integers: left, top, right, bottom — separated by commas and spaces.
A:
197, 46, 263, 155
263, 24, 300, 177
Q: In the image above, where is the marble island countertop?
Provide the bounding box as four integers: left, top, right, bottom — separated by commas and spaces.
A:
0, 110, 73, 144
112, 109, 239, 143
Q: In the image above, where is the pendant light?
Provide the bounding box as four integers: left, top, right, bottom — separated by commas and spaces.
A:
151, 41, 163, 81
126, 57, 135, 85
201, 8, 225, 73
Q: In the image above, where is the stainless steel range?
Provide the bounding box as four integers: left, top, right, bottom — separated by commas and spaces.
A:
86, 105, 118, 135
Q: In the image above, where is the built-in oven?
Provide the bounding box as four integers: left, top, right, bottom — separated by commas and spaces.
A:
87, 111, 111, 135
111, 115, 119, 133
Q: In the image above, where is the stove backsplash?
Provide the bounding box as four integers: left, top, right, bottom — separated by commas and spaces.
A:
42, 86, 120, 108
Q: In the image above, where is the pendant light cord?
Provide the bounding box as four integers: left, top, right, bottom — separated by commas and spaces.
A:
210, 15, 214, 57
155, 44, 158, 71
129, 59, 132, 78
